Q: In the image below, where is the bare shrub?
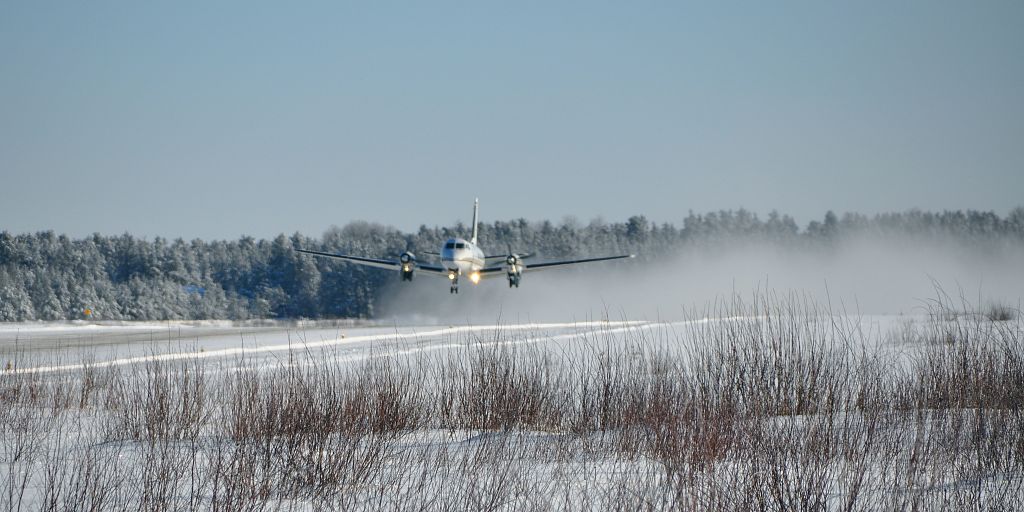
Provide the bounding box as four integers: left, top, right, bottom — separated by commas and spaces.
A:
109, 358, 209, 442
1, 291, 1021, 510
987, 302, 1019, 322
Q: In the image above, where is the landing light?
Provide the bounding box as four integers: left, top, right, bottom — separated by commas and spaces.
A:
403, 265, 410, 272
448, 272, 456, 280
470, 272, 481, 284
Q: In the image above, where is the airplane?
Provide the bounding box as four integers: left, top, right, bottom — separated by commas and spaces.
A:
296, 199, 635, 294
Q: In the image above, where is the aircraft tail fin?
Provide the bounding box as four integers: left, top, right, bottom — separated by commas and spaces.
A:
471, 198, 479, 245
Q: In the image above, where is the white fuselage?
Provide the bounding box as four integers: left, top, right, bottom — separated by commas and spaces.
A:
440, 237, 485, 277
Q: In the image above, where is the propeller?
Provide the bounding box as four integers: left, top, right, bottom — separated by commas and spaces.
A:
506, 244, 518, 266
505, 244, 533, 266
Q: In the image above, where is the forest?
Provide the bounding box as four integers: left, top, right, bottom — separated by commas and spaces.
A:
1, 208, 1022, 321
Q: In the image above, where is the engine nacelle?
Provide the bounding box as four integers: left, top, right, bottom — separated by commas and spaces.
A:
506, 254, 523, 288
399, 251, 416, 281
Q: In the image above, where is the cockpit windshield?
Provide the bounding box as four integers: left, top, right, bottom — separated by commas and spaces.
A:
444, 242, 456, 249
456, 243, 466, 249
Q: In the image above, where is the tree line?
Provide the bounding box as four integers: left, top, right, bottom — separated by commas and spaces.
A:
1, 208, 1022, 321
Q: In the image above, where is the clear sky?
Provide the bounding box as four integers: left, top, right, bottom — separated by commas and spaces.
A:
2, 1, 1022, 240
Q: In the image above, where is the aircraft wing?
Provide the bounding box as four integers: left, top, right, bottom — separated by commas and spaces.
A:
522, 254, 634, 271
408, 263, 449, 275
484, 252, 533, 260
478, 254, 634, 277
295, 249, 449, 275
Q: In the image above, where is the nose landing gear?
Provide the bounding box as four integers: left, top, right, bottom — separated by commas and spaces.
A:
448, 271, 460, 294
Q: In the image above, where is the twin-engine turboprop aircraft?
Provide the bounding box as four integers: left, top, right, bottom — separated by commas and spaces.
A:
296, 199, 635, 294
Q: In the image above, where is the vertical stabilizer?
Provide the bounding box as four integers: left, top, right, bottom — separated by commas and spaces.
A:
471, 198, 479, 245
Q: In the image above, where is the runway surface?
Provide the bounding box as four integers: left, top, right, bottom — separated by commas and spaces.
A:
0, 315, 904, 373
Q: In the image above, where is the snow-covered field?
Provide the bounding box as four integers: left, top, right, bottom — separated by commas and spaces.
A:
1, 300, 1021, 510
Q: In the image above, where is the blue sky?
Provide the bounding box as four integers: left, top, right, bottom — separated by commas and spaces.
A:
2, 2, 1022, 239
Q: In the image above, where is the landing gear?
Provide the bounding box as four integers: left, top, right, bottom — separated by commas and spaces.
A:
449, 272, 459, 294
507, 272, 520, 288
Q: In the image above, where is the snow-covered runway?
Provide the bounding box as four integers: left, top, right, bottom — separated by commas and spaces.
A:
0, 320, 660, 373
